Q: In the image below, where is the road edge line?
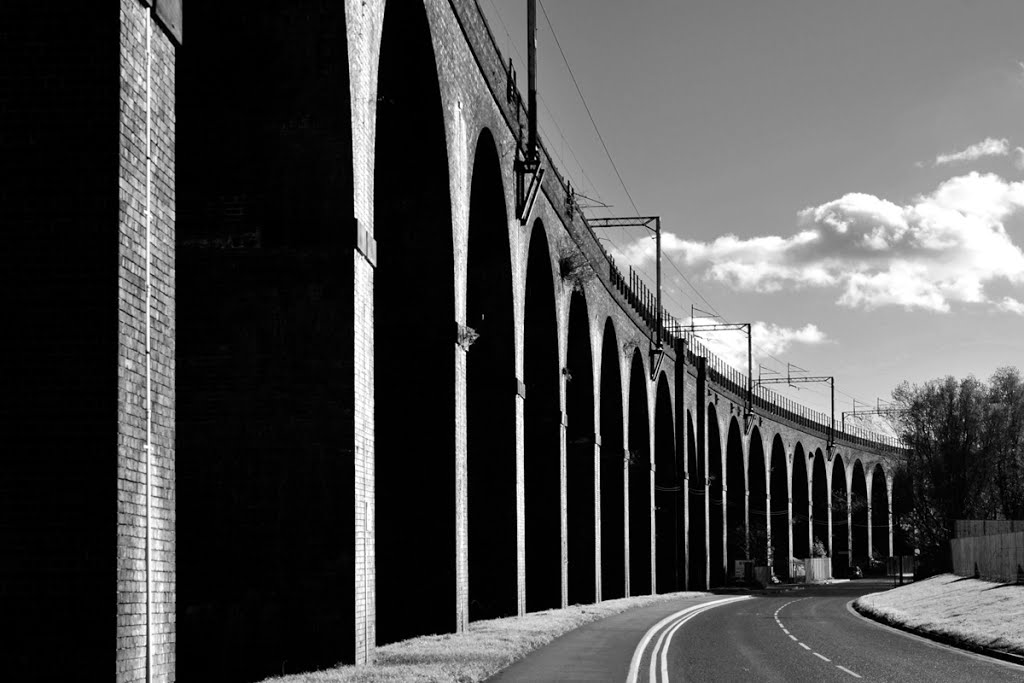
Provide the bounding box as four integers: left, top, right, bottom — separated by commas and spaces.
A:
846, 599, 1024, 670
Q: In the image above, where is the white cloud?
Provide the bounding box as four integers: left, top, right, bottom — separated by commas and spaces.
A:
686, 317, 828, 368
934, 137, 1009, 166
998, 297, 1024, 315
622, 172, 1024, 313
1015, 147, 1024, 171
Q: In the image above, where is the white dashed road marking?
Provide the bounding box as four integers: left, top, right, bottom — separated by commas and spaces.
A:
776, 597, 863, 679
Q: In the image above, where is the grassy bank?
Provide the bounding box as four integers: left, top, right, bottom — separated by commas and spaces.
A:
855, 574, 1024, 659
261, 591, 709, 683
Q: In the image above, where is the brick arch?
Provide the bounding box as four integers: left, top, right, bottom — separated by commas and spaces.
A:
627, 348, 652, 595
524, 216, 563, 300
811, 448, 829, 556
373, 0, 458, 646
769, 433, 789, 576
654, 371, 679, 592
726, 416, 746, 575
523, 217, 561, 612
686, 408, 703, 588
851, 459, 870, 568
870, 463, 890, 559
466, 125, 517, 622
748, 426, 768, 564
176, 0, 357, 676
830, 453, 849, 575
707, 402, 726, 586
792, 442, 811, 559
599, 317, 626, 599
566, 289, 596, 605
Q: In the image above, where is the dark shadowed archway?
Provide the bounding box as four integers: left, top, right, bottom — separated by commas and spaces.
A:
748, 429, 767, 565
769, 435, 789, 578
707, 404, 725, 586
524, 221, 561, 612
851, 460, 869, 570
628, 350, 652, 595
599, 320, 625, 599
654, 373, 678, 593
177, 0, 355, 676
792, 444, 810, 559
466, 129, 516, 621
566, 291, 595, 605
831, 456, 849, 576
812, 449, 829, 557
871, 464, 890, 560
726, 417, 745, 577
686, 410, 704, 588
374, 0, 456, 645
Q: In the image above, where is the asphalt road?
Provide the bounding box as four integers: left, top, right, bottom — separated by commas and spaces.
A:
489, 579, 1024, 682
662, 579, 1024, 683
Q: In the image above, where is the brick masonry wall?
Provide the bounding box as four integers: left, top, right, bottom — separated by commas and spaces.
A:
1, 1, 175, 679
117, 1, 176, 680
174, 0, 356, 677
1, 3, 122, 678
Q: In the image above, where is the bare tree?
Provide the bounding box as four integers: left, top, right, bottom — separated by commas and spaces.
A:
891, 374, 998, 565
986, 367, 1024, 519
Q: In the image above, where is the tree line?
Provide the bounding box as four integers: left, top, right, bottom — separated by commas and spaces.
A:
890, 366, 1024, 568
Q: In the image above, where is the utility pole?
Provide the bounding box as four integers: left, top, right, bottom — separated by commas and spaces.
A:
515, 0, 544, 223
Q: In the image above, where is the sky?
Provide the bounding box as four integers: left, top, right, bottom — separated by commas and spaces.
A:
480, 0, 1024, 426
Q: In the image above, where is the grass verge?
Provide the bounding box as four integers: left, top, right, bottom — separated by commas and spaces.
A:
854, 573, 1024, 660
260, 591, 710, 683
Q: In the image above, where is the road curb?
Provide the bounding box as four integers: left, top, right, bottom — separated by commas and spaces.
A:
851, 600, 1024, 668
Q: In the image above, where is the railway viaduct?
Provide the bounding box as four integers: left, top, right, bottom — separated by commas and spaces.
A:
3, 1, 906, 681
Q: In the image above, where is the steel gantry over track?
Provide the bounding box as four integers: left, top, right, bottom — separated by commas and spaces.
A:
587, 215, 664, 379
756, 366, 836, 452
841, 406, 907, 432
667, 317, 754, 425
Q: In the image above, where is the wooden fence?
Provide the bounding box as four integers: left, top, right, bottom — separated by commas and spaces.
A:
950, 531, 1024, 583
954, 520, 1024, 538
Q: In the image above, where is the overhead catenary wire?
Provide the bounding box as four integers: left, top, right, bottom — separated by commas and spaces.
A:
485, 0, 610, 216
537, 0, 742, 320
492, 1, 889, 425
538, 0, 642, 218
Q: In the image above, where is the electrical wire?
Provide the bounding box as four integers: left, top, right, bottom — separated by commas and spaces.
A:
538, 0, 642, 218
490, 1, 889, 424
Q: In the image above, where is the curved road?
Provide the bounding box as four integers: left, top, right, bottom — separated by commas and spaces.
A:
651, 580, 1023, 682
491, 579, 1024, 682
